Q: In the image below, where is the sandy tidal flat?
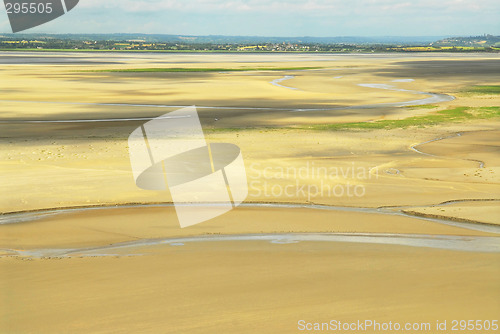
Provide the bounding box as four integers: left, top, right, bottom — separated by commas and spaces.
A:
1, 52, 499, 333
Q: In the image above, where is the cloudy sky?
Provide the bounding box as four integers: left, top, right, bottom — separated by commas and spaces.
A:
1, 0, 499, 36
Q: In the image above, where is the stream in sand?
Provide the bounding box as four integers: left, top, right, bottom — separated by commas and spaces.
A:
4, 233, 500, 259
1, 202, 499, 258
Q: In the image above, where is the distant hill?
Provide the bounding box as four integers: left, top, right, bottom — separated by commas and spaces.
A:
433, 35, 500, 47
1, 33, 498, 52
0, 33, 448, 45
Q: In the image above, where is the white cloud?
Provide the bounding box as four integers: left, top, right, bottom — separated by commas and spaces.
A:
76, 0, 500, 17
4, 0, 499, 35
78, 0, 337, 13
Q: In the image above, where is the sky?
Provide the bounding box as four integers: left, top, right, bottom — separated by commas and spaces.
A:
1, 0, 499, 36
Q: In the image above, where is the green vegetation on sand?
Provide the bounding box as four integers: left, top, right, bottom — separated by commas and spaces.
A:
83, 67, 323, 73
308, 106, 500, 131
207, 107, 500, 133
463, 85, 500, 94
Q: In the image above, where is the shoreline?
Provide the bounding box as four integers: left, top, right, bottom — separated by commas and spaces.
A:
1, 49, 499, 54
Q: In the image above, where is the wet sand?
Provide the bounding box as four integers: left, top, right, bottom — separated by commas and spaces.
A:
1, 241, 499, 334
